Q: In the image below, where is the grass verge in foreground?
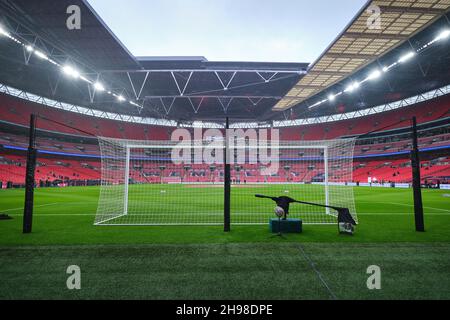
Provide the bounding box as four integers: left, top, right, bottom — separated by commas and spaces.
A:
0, 243, 449, 300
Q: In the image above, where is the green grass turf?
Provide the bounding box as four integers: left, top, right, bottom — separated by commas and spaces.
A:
0, 186, 449, 299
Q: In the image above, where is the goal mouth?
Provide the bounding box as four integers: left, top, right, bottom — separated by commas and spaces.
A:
94, 137, 357, 226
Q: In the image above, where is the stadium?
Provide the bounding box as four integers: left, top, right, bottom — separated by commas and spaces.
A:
0, 0, 449, 302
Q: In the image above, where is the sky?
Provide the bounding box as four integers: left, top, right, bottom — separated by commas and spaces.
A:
87, 0, 367, 63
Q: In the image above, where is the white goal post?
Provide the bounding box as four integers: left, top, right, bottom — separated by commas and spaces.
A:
95, 137, 357, 226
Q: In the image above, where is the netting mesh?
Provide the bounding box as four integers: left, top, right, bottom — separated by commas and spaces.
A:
95, 137, 356, 225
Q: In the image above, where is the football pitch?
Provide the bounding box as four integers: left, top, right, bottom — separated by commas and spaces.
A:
0, 186, 449, 300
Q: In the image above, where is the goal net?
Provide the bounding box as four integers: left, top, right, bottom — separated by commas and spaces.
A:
231, 138, 357, 225
95, 137, 356, 225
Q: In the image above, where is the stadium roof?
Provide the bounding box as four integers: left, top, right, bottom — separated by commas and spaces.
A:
0, 0, 307, 123
0, 0, 139, 70
0, 0, 449, 126
273, 0, 450, 112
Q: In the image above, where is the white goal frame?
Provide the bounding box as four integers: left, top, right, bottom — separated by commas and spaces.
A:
95, 137, 356, 226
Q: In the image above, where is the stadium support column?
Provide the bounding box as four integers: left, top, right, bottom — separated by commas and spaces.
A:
23, 114, 37, 234
224, 117, 231, 232
411, 116, 425, 232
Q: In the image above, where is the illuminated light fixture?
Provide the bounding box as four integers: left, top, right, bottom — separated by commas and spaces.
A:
309, 102, 321, 109
117, 95, 126, 102
398, 51, 415, 63
0, 25, 10, 37
328, 94, 335, 101
309, 99, 327, 109
80, 76, 90, 83
435, 29, 450, 41
345, 82, 360, 93
93, 82, 105, 91
382, 66, 389, 73
25, 45, 34, 52
368, 69, 382, 80
34, 50, 49, 60
62, 65, 80, 78
48, 59, 59, 66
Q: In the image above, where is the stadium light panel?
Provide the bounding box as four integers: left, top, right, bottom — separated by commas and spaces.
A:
62, 65, 80, 79
368, 69, 382, 80
94, 82, 105, 91
345, 82, 360, 93
34, 50, 49, 60
80, 76, 91, 83
328, 94, 335, 101
309, 103, 318, 109
436, 29, 450, 41
25, 45, 34, 52
117, 95, 126, 102
398, 52, 415, 63
0, 25, 10, 37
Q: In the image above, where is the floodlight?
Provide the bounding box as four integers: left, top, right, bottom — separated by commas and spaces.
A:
80, 76, 91, 83
328, 94, 335, 101
368, 69, 382, 80
309, 101, 321, 109
25, 45, 34, 52
398, 52, 415, 63
117, 95, 126, 102
345, 82, 360, 92
94, 82, 105, 91
0, 25, 10, 37
382, 66, 389, 73
62, 65, 80, 78
436, 29, 450, 41
34, 50, 49, 60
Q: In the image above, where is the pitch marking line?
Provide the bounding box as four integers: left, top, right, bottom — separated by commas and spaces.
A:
297, 244, 337, 300
7, 214, 95, 216
2, 202, 60, 212
358, 201, 450, 213
384, 202, 450, 213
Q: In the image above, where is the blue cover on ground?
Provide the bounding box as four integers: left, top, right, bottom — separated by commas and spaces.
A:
270, 218, 302, 233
